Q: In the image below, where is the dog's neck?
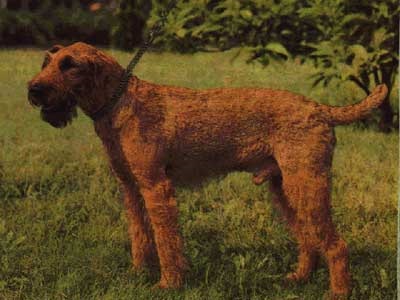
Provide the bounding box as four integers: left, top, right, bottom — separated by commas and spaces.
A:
79, 58, 125, 120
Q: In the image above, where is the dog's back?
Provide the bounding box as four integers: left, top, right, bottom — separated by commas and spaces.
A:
124, 79, 386, 184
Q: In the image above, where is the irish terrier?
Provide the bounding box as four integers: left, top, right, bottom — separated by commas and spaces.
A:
27, 42, 388, 298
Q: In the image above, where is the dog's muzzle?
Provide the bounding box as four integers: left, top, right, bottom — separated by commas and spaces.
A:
28, 82, 78, 128
28, 83, 50, 107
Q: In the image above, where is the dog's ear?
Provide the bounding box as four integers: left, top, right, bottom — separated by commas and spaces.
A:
48, 45, 64, 54
86, 57, 105, 85
42, 45, 64, 69
42, 53, 51, 69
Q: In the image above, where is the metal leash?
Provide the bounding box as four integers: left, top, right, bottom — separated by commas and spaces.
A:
91, 1, 177, 121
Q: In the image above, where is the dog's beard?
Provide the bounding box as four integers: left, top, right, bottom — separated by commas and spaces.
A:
40, 96, 78, 128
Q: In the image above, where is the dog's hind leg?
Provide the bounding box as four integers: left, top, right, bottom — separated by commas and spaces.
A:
122, 184, 158, 270
275, 142, 350, 297
252, 159, 318, 279
268, 174, 318, 282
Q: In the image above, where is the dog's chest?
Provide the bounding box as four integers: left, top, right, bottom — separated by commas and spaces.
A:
95, 122, 135, 185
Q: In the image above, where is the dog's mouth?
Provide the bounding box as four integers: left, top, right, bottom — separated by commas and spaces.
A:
32, 95, 78, 128
40, 105, 77, 128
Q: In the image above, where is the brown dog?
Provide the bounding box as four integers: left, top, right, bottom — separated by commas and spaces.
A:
27, 42, 387, 298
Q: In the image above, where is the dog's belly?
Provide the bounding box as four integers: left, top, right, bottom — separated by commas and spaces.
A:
166, 141, 273, 185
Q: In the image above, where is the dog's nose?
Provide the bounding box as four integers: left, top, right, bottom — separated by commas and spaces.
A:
28, 83, 50, 106
28, 83, 50, 107
29, 83, 46, 97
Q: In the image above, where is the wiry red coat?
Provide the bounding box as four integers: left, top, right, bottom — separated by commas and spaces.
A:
28, 42, 388, 298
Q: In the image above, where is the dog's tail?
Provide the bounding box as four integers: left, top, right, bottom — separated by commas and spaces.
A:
322, 84, 388, 126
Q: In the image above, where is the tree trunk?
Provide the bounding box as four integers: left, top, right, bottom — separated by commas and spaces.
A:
378, 96, 394, 133
379, 64, 395, 132
0, 0, 7, 9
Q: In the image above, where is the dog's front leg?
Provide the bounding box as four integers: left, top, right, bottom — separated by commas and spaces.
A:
122, 184, 158, 270
135, 170, 187, 289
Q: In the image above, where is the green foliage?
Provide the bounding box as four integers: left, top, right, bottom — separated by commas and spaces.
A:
51, 3, 114, 45
0, 9, 53, 45
306, 0, 398, 91
111, 0, 152, 50
305, 0, 398, 130
148, 0, 307, 54
0, 48, 397, 299
0, 3, 114, 46
148, 0, 209, 51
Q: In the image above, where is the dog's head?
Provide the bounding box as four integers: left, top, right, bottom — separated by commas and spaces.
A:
28, 42, 123, 128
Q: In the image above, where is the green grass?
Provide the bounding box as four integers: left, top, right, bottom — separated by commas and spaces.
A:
0, 48, 397, 299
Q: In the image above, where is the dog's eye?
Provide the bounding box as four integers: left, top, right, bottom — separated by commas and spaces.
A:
59, 55, 77, 72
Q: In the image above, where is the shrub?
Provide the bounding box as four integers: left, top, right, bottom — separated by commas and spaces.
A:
0, 3, 114, 46
111, 0, 152, 50
147, 0, 308, 54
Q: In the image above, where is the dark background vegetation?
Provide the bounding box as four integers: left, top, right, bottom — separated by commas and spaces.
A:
0, 0, 398, 130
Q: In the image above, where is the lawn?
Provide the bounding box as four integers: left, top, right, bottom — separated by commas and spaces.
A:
0, 48, 397, 299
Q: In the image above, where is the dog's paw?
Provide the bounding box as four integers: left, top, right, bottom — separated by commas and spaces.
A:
285, 272, 299, 281
323, 290, 349, 300
152, 280, 183, 290
152, 273, 184, 290
285, 271, 309, 283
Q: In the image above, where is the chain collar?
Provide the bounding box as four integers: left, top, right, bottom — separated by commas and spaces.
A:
90, 1, 176, 122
